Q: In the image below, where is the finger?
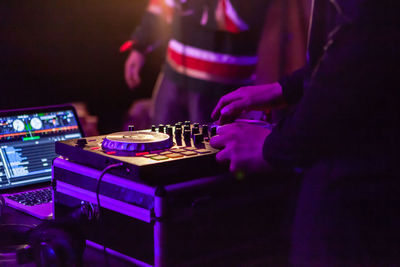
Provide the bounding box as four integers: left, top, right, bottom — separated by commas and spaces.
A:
215, 145, 232, 163
218, 100, 248, 125
125, 65, 134, 88
211, 91, 242, 120
128, 67, 142, 90
230, 161, 239, 173
226, 146, 247, 174
131, 66, 141, 84
209, 134, 227, 149
215, 123, 235, 135
125, 60, 138, 89
219, 99, 249, 122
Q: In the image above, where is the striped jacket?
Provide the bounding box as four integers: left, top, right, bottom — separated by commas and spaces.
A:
126, 0, 270, 90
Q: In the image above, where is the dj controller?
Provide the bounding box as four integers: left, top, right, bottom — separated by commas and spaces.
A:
52, 121, 280, 266
55, 122, 225, 185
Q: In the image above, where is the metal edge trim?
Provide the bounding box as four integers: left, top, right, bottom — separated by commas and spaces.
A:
56, 181, 151, 223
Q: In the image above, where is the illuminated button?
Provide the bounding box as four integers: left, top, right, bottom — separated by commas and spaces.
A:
106, 151, 116, 155
143, 153, 158, 158
150, 155, 169, 161
166, 153, 184, 158
135, 152, 149, 156
170, 148, 186, 153
159, 151, 173, 155
181, 151, 197, 156
195, 149, 211, 154
183, 147, 197, 150
90, 147, 100, 150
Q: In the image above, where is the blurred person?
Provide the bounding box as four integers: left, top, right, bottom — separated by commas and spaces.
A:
122, 0, 271, 126
70, 102, 99, 136
211, 0, 400, 265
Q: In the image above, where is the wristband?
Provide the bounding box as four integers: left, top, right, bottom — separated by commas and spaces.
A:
119, 40, 148, 54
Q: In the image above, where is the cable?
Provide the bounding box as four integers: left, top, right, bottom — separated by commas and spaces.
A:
95, 162, 124, 267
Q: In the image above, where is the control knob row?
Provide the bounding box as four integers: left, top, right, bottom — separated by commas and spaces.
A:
148, 123, 217, 139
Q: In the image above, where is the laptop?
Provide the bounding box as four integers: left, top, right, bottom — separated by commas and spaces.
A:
0, 105, 84, 219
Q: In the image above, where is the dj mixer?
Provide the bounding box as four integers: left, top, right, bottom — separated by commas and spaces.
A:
52, 121, 279, 266
55, 122, 225, 185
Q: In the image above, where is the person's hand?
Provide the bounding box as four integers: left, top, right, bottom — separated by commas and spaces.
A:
210, 122, 272, 174
124, 50, 146, 90
211, 82, 286, 124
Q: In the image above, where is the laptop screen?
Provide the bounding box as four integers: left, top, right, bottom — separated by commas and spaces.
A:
0, 105, 83, 191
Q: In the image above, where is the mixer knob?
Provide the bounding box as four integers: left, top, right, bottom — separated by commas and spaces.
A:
184, 129, 191, 140
202, 124, 209, 139
192, 127, 199, 135
210, 126, 217, 137
175, 128, 182, 137
166, 126, 173, 137
193, 133, 203, 146
158, 124, 165, 133
193, 123, 199, 128
128, 125, 135, 131
183, 125, 190, 132
151, 125, 156, 132
184, 121, 191, 127
76, 138, 87, 147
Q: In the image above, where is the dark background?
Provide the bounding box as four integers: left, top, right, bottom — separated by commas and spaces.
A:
0, 1, 310, 134
0, 0, 163, 134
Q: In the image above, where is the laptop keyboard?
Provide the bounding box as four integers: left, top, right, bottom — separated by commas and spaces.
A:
7, 188, 52, 206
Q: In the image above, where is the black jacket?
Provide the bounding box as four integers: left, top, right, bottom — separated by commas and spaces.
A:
263, 0, 400, 265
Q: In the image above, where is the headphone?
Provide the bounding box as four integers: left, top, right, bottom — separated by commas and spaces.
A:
0, 201, 89, 266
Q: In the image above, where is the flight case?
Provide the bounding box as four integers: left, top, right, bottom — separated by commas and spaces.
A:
53, 157, 284, 266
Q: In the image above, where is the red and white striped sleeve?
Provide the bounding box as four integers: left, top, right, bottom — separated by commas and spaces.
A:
215, 0, 249, 33
148, 0, 175, 23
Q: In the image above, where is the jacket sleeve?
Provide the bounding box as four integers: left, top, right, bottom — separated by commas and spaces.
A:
184, 0, 270, 33
263, 2, 400, 170
130, 0, 169, 53
279, 68, 306, 106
